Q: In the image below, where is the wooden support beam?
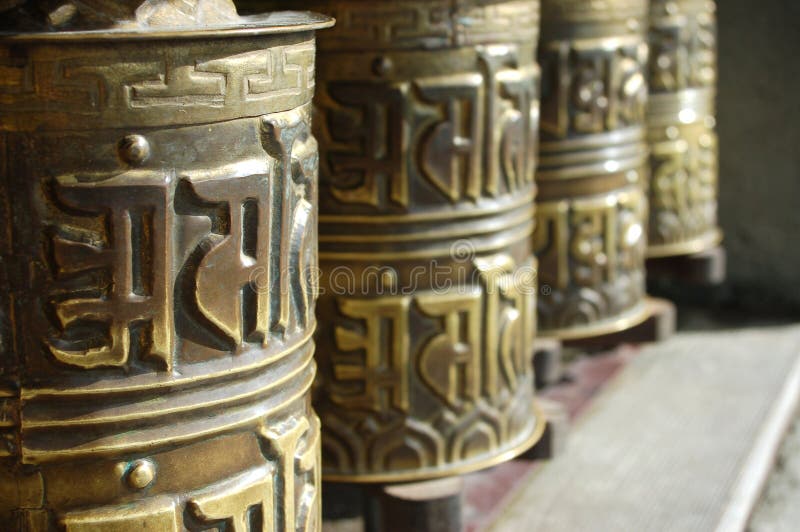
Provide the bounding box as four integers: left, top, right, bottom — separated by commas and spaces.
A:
365, 477, 463, 532
646, 245, 727, 286
563, 298, 677, 350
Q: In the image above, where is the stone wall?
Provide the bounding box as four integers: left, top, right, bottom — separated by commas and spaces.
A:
716, 0, 800, 311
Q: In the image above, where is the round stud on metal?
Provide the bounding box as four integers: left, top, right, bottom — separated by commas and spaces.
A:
127, 459, 156, 490
118, 134, 151, 167
371, 56, 393, 77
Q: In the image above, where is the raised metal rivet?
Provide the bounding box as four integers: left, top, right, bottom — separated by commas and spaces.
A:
118, 134, 151, 166
127, 459, 156, 489
371, 56, 393, 77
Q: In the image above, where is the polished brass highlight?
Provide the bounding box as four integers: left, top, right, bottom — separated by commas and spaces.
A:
647, 0, 721, 258
240, 0, 545, 483
535, 0, 651, 338
0, 2, 332, 529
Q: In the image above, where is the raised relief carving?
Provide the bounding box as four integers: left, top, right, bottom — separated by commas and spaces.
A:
293, 0, 539, 50
649, 122, 718, 245
258, 415, 321, 532
310, 0, 542, 481
188, 467, 274, 531
181, 171, 272, 347
261, 111, 318, 334
540, 40, 648, 139
62, 497, 180, 532
416, 73, 485, 203
0, 40, 318, 130
319, 45, 539, 210
56, 415, 320, 531
456, 0, 541, 45
171, 109, 317, 352
417, 288, 483, 408
322, 254, 537, 475
319, 83, 410, 208
47, 114, 318, 367
332, 297, 411, 413
311, 1, 452, 49
649, 2, 716, 92
535, 187, 647, 329
1, 8, 327, 531
474, 254, 536, 396
497, 64, 540, 193
48, 174, 175, 370
647, 1, 720, 254
478, 47, 539, 196
536, 0, 650, 334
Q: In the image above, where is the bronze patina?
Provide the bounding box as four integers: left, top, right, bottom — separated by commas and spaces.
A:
0, 2, 332, 529
647, 0, 721, 258
241, 0, 545, 483
535, 0, 651, 339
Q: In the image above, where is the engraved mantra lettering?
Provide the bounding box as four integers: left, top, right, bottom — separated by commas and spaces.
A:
61, 418, 320, 532
48, 114, 317, 369
319, 48, 539, 209
649, 123, 718, 244
540, 40, 648, 139
329, 254, 535, 414
649, 6, 716, 92
49, 176, 175, 370
534, 187, 646, 291
534, 187, 647, 328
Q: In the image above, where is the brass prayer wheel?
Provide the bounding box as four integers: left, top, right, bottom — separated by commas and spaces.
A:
241, 0, 546, 482
535, 0, 651, 338
646, 0, 721, 258
0, 2, 331, 529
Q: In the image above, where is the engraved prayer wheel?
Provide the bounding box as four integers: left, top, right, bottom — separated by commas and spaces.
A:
646, 0, 721, 258
240, 0, 546, 482
535, 0, 651, 338
0, 2, 332, 529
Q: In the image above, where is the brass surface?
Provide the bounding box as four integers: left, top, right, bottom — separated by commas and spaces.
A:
535, 0, 651, 338
241, 0, 546, 483
0, 2, 332, 529
646, 0, 720, 257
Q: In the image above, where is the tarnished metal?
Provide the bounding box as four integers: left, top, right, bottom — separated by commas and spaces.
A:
241, 0, 546, 483
0, 2, 332, 529
535, 0, 651, 339
646, 0, 721, 258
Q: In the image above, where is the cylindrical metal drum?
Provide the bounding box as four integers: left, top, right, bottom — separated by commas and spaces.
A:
242, 0, 546, 483
0, 3, 332, 529
646, 0, 720, 258
535, 0, 651, 338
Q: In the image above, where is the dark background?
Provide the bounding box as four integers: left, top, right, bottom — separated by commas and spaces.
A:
713, 0, 800, 314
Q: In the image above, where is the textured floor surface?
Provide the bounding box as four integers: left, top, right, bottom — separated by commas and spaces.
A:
749, 415, 800, 532
490, 325, 800, 532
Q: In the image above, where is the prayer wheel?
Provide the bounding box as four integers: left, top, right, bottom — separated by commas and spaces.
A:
241, 0, 546, 482
535, 0, 651, 338
0, 2, 331, 529
646, 0, 721, 258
